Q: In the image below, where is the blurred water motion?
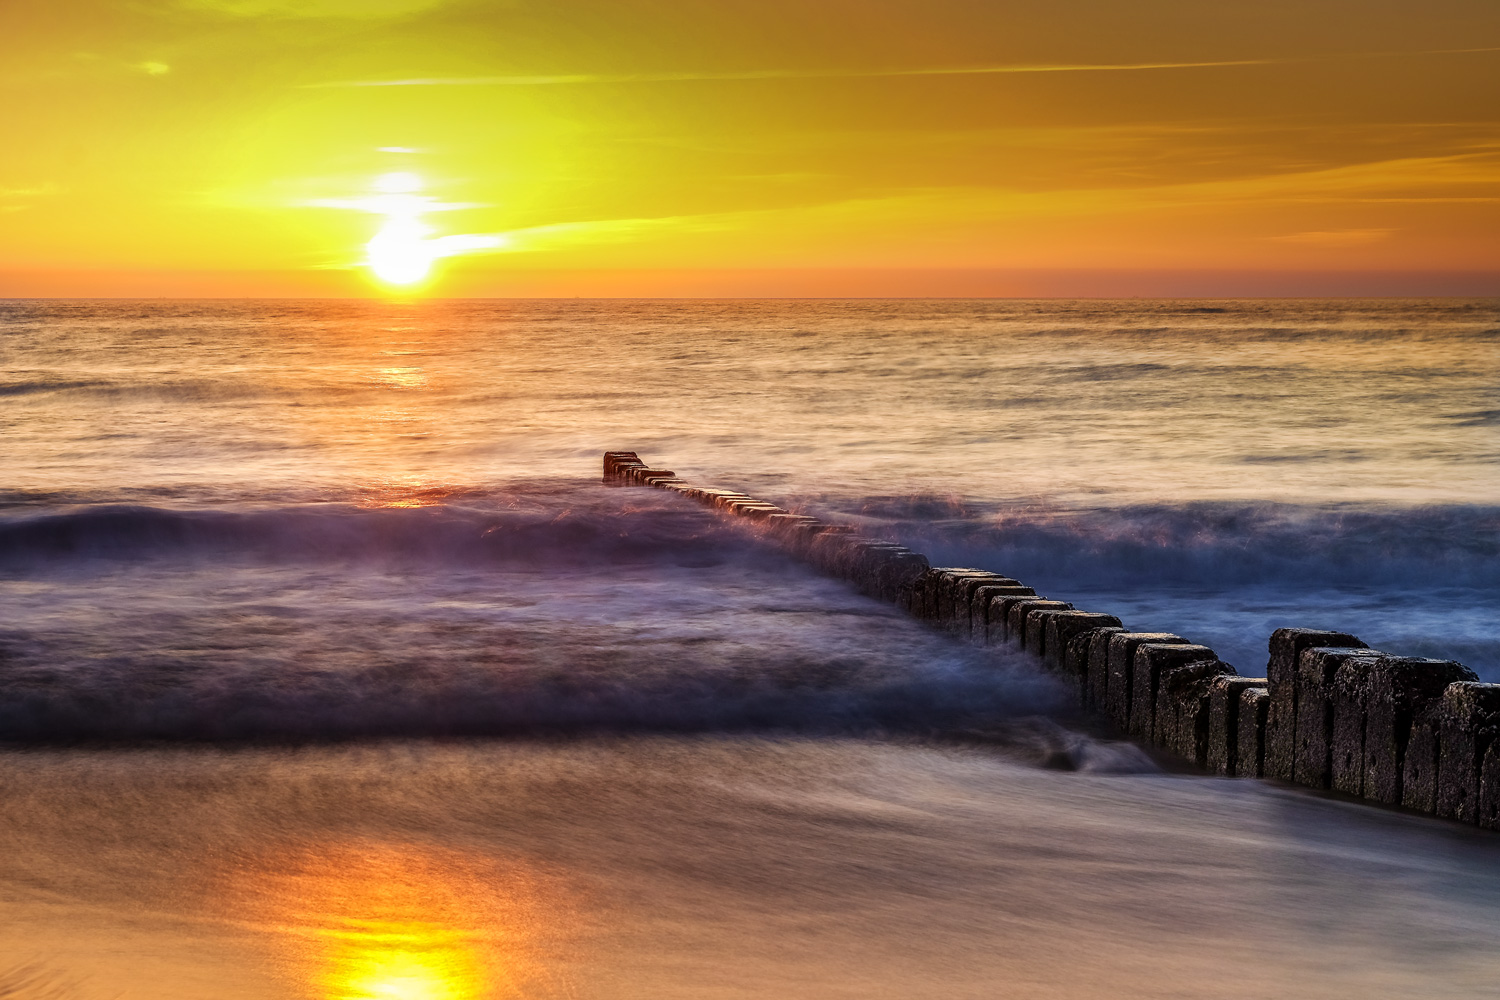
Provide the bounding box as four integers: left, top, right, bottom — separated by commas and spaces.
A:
4, 741, 1500, 999
0, 299, 1496, 997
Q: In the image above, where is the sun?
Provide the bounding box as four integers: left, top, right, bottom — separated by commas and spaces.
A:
366, 172, 435, 288
368, 217, 434, 286
314, 165, 505, 291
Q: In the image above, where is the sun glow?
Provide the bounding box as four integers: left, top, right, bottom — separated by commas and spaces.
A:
312, 168, 506, 290
4, 1, 1500, 298
365, 172, 436, 287
368, 217, 436, 286
231, 840, 567, 1000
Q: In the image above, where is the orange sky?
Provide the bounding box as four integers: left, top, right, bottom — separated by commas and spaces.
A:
1, 0, 1497, 297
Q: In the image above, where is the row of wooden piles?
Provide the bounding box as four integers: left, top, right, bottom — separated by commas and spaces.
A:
604, 452, 1500, 830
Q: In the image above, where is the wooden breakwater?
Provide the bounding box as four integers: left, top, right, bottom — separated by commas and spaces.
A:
605, 451, 1500, 830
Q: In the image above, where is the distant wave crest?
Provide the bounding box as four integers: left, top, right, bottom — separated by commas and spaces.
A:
0, 497, 746, 569
886, 500, 1500, 593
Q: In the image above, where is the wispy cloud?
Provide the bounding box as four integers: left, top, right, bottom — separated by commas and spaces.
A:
304, 59, 1273, 89
300, 43, 1500, 90
492, 213, 726, 250
179, 0, 445, 19
0, 184, 58, 213
1266, 228, 1396, 247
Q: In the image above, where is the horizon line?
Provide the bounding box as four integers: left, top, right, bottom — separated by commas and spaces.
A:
5, 267, 1497, 300
4, 293, 1497, 302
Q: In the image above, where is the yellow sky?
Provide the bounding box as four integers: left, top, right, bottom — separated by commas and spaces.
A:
1, 0, 1498, 296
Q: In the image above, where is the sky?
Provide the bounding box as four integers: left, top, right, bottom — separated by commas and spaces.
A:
1, 0, 1497, 297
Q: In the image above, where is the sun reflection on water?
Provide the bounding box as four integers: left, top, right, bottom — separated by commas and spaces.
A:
233, 841, 565, 1000
319, 918, 483, 1000
355, 475, 462, 507
372, 366, 429, 390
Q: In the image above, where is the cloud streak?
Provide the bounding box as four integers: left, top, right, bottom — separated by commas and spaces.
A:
1266, 228, 1396, 247
0, 184, 58, 213
304, 59, 1273, 89
302, 43, 1500, 89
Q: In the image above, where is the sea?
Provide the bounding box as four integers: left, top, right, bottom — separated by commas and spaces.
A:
1, 298, 1498, 999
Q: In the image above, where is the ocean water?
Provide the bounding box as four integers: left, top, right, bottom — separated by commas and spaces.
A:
1, 298, 1498, 998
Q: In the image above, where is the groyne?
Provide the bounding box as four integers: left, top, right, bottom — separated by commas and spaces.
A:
605, 451, 1500, 830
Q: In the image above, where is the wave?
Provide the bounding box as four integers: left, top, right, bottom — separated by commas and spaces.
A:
0, 492, 1082, 747
0, 375, 381, 404
2, 490, 1494, 740
0, 631, 1075, 747
864, 500, 1500, 594
8, 495, 1497, 607
0, 378, 114, 398
0, 494, 752, 570
1447, 408, 1500, 427
855, 498, 1500, 676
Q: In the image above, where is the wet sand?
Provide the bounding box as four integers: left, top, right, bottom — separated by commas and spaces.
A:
3, 738, 1498, 1000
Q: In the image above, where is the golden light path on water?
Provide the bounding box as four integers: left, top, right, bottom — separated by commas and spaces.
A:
232, 841, 566, 1000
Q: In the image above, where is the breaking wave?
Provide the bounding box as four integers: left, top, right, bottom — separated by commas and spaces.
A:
0, 489, 1091, 748
0, 491, 747, 570
1, 487, 1493, 741
866, 499, 1500, 593
855, 497, 1500, 677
